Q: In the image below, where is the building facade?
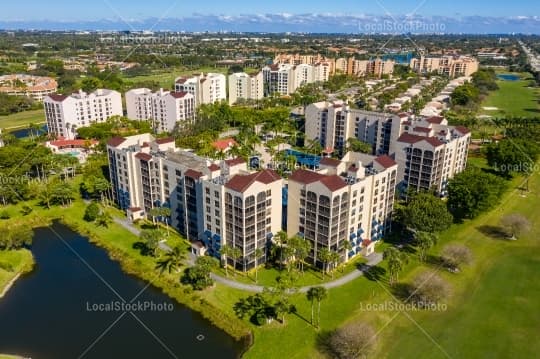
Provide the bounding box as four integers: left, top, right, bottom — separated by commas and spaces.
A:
174, 73, 226, 106
410, 55, 479, 77
228, 72, 264, 105
262, 63, 329, 96
125, 88, 196, 132
0, 74, 57, 101
305, 101, 471, 195
287, 153, 397, 265
44, 89, 123, 139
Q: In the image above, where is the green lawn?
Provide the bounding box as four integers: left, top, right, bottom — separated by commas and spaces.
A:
479, 73, 540, 118
0, 109, 45, 130
0, 248, 34, 297
123, 66, 229, 89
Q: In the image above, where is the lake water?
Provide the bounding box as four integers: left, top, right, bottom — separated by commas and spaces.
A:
497, 74, 520, 81
0, 222, 244, 359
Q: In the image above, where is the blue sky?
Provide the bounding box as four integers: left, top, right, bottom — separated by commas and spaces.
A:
2, 0, 539, 20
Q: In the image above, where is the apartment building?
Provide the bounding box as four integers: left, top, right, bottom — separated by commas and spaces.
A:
410, 55, 479, 77
391, 117, 470, 194
107, 134, 283, 269
274, 53, 336, 74
334, 58, 395, 78
305, 101, 471, 195
125, 88, 196, 132
305, 100, 404, 156
228, 72, 264, 105
44, 89, 122, 139
0, 74, 57, 101
287, 152, 397, 265
262, 63, 329, 96
174, 72, 227, 106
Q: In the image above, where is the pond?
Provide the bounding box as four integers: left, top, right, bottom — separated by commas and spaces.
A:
0, 222, 244, 359
497, 74, 520, 81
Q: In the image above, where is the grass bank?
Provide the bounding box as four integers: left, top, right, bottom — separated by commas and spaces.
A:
0, 109, 45, 130
0, 249, 34, 298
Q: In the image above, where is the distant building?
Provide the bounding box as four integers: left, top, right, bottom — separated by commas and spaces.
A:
0, 74, 57, 101
125, 88, 195, 133
334, 58, 395, 78
305, 101, 471, 195
174, 73, 226, 107
44, 89, 123, 139
410, 55, 479, 77
228, 72, 264, 105
262, 63, 329, 96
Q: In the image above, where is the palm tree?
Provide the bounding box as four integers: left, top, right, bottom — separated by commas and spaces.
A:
156, 246, 186, 274
158, 206, 172, 236
318, 248, 332, 276
230, 246, 242, 276
254, 247, 264, 283
383, 247, 409, 286
220, 245, 232, 277
329, 251, 341, 279
274, 231, 288, 271
306, 286, 328, 328
415, 231, 438, 262
342, 240, 353, 261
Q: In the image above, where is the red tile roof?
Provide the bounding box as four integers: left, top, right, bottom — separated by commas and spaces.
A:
425, 116, 444, 124
225, 169, 281, 193
49, 139, 98, 148
47, 94, 68, 102
155, 137, 175, 145
454, 126, 471, 135
107, 137, 126, 147
413, 126, 432, 133
170, 91, 190, 99
175, 78, 188, 84
320, 157, 341, 167
208, 163, 220, 171
289, 169, 347, 192
135, 152, 152, 161
225, 157, 246, 167
185, 169, 203, 179
397, 133, 444, 147
362, 239, 372, 247
212, 138, 237, 151
374, 155, 397, 169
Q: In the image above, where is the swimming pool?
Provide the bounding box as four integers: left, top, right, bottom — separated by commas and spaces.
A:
497, 74, 520, 81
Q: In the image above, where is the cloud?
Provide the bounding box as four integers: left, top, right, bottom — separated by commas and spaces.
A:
0, 13, 538, 33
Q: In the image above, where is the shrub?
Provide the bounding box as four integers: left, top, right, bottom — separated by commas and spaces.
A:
328, 322, 376, 359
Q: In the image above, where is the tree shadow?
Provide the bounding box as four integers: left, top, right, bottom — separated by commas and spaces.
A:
133, 241, 152, 256
315, 330, 335, 358
363, 265, 387, 282
477, 225, 508, 240
141, 223, 158, 230
390, 282, 413, 302
524, 108, 540, 114
291, 308, 311, 325
425, 254, 445, 267
401, 244, 418, 255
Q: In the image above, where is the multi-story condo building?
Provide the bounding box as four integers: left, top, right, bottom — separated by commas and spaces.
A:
305, 101, 471, 195
274, 53, 336, 74
125, 88, 196, 132
174, 73, 226, 107
107, 134, 283, 269
228, 72, 264, 105
262, 63, 329, 96
0, 74, 57, 101
44, 89, 122, 139
287, 152, 397, 265
334, 58, 395, 78
410, 55, 479, 77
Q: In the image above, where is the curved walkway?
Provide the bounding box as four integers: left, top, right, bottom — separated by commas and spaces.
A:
113, 214, 383, 293
210, 252, 383, 293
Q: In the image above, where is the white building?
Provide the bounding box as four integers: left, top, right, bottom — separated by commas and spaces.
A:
125, 88, 195, 133
175, 73, 226, 106
228, 72, 264, 105
287, 153, 398, 264
262, 63, 329, 96
44, 89, 123, 139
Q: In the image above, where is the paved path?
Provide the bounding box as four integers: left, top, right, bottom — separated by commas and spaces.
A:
113, 215, 383, 292
210, 252, 383, 293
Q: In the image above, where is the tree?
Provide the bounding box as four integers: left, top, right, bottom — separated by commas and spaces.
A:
80, 77, 103, 93
448, 166, 508, 219
220, 245, 232, 277
230, 246, 242, 276
95, 211, 112, 228
328, 322, 376, 359
140, 229, 161, 256
329, 251, 341, 278
156, 246, 186, 274
409, 271, 451, 306
414, 231, 438, 262
83, 202, 100, 222
401, 192, 453, 233
306, 286, 327, 328
0, 224, 33, 250
346, 138, 372, 154
383, 247, 408, 286
451, 83, 479, 106
440, 244, 472, 270
500, 214, 531, 240
182, 263, 214, 290
486, 139, 539, 177
318, 248, 332, 276
254, 247, 264, 283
